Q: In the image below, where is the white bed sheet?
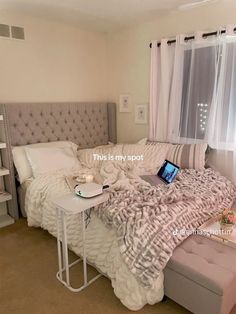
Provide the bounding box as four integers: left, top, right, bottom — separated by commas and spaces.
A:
18, 178, 34, 217
21, 178, 34, 190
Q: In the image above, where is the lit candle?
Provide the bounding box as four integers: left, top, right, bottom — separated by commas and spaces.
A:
85, 175, 94, 183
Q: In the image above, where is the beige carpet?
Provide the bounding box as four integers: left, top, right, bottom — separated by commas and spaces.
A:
0, 219, 192, 314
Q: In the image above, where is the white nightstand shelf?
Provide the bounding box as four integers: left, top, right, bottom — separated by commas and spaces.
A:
0, 213, 14, 228
53, 192, 109, 292
0, 167, 10, 176
0, 190, 13, 228
0, 113, 15, 227
0, 191, 12, 203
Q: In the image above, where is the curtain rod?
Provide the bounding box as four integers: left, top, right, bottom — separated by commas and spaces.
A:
149, 28, 236, 48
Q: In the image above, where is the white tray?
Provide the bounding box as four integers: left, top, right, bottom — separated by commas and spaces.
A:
199, 215, 236, 248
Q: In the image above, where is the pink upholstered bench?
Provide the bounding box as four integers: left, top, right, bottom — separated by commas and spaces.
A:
164, 235, 236, 314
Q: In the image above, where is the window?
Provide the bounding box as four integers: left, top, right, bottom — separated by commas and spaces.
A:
179, 41, 236, 145
179, 46, 216, 139
149, 33, 236, 149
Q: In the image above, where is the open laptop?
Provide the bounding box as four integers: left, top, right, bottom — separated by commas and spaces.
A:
141, 160, 180, 186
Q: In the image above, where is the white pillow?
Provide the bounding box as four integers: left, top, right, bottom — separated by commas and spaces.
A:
77, 145, 122, 169
12, 141, 78, 184
136, 138, 147, 145
25, 147, 80, 177
122, 143, 170, 174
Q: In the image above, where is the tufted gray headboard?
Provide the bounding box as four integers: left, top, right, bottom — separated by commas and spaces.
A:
0, 102, 117, 219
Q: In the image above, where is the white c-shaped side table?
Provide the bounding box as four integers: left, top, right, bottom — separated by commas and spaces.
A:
53, 192, 109, 292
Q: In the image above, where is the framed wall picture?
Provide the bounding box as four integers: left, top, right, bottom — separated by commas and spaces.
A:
119, 94, 131, 112
135, 104, 147, 124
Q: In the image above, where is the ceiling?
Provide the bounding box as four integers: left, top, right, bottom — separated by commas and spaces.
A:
0, 0, 218, 33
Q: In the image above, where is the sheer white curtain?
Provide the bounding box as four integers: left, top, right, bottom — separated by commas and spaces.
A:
206, 27, 236, 150
149, 39, 175, 141
149, 25, 236, 182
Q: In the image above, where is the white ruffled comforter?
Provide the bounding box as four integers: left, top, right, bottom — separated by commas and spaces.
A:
25, 166, 164, 311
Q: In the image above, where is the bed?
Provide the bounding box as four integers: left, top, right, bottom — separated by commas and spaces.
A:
1, 102, 236, 311
0, 102, 116, 218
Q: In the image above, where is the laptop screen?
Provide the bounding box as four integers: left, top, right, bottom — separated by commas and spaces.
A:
157, 160, 180, 184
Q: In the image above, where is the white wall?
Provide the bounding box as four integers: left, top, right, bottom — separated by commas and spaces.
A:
1, 3, 236, 179
0, 11, 108, 102
107, 0, 236, 144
